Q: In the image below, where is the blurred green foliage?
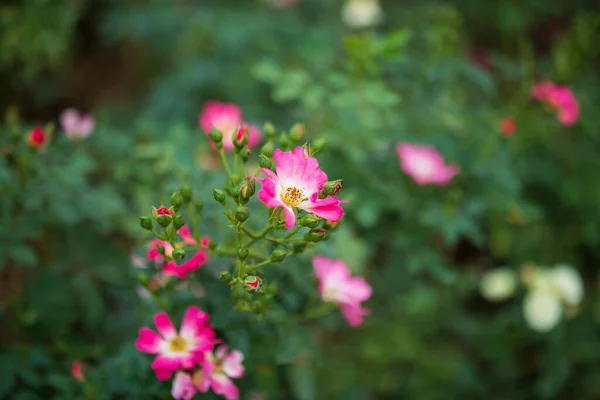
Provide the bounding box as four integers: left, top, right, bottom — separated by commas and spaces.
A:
1, 0, 600, 399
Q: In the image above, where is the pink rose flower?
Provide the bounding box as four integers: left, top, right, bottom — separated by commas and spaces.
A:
163, 250, 209, 279
395, 143, 460, 185
198, 345, 245, 400
172, 371, 197, 400
256, 146, 345, 229
313, 256, 372, 327
500, 117, 516, 136
531, 80, 579, 126
198, 101, 262, 151
60, 108, 95, 140
135, 306, 218, 381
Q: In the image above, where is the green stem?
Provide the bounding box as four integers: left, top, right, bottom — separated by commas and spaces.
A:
247, 225, 274, 247
234, 153, 239, 178
283, 226, 302, 240
248, 259, 271, 271
219, 149, 234, 179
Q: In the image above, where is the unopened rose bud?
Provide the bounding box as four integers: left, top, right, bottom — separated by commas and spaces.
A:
312, 138, 326, 152
259, 154, 273, 169
278, 134, 293, 151
208, 126, 223, 144
220, 271, 234, 284
234, 127, 249, 149
320, 179, 343, 197
153, 206, 173, 227
323, 219, 340, 230
180, 185, 192, 203
235, 206, 249, 222
27, 126, 47, 149
244, 275, 262, 293
213, 189, 226, 205
173, 214, 185, 230
172, 248, 185, 260
139, 216, 153, 231
195, 198, 204, 213
170, 190, 183, 209
240, 178, 256, 200
238, 245, 249, 261
304, 228, 327, 243
240, 147, 250, 162
263, 121, 276, 138
298, 213, 320, 228
260, 142, 274, 156
289, 123, 305, 141
270, 248, 288, 263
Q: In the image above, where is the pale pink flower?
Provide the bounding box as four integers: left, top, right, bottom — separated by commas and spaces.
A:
146, 239, 174, 261
178, 225, 210, 248
531, 81, 579, 126
199, 346, 245, 400
199, 101, 262, 151
313, 256, 372, 327
163, 250, 209, 279
256, 146, 345, 229
60, 108, 95, 140
135, 306, 218, 381
172, 371, 197, 400
531, 81, 556, 100
396, 143, 460, 185
71, 361, 86, 382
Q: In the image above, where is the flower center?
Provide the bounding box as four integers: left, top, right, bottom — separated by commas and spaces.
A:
282, 187, 304, 207
213, 357, 224, 375
168, 335, 188, 352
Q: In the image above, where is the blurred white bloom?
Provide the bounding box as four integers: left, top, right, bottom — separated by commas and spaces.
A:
523, 289, 563, 332
341, 0, 383, 29
480, 268, 517, 302
550, 264, 583, 306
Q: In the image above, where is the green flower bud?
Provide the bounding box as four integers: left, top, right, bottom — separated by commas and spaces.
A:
239, 178, 256, 200
260, 141, 274, 157
244, 275, 262, 293
304, 228, 327, 243
208, 126, 223, 143
170, 191, 183, 209
263, 121, 276, 138
172, 248, 185, 260
220, 271, 234, 284
312, 138, 326, 152
238, 245, 249, 261
235, 206, 249, 222
180, 185, 193, 203
259, 154, 273, 169
208, 239, 217, 250
173, 214, 185, 230
240, 147, 251, 162
298, 213, 320, 228
270, 248, 288, 263
156, 214, 172, 228
278, 134, 293, 151
213, 189, 226, 205
320, 179, 343, 197
289, 123, 305, 141
139, 216, 153, 231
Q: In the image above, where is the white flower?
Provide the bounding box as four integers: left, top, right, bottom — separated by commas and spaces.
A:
523, 289, 563, 332
480, 268, 517, 302
341, 0, 383, 29
549, 264, 583, 306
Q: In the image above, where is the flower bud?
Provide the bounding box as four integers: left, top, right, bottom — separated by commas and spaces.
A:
27, 126, 47, 149
289, 123, 305, 141
298, 213, 320, 228
278, 134, 293, 151
312, 138, 326, 152
170, 190, 183, 209
208, 239, 217, 250
172, 248, 185, 260
304, 228, 327, 243
220, 271, 234, 284
244, 275, 262, 293
213, 189, 226, 205
259, 154, 273, 169
195, 198, 204, 213
180, 185, 193, 203
139, 216, 153, 231
234, 127, 249, 149
235, 206, 249, 222
173, 214, 185, 230
323, 219, 340, 230
238, 245, 249, 261
152, 206, 173, 227
240, 178, 256, 200
270, 248, 288, 263
319, 179, 343, 197
208, 126, 223, 144
260, 142, 274, 156
302, 143, 311, 157
263, 121, 276, 138
240, 147, 251, 162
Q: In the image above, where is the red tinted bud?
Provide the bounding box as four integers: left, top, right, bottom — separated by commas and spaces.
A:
240, 178, 256, 200
289, 123, 305, 141
234, 127, 249, 149
27, 126, 47, 149
500, 117, 516, 136
319, 179, 343, 197
244, 275, 262, 293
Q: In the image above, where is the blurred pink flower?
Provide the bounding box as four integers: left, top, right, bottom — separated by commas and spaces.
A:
531, 81, 579, 126
198, 345, 245, 400
313, 256, 372, 327
27, 126, 47, 149
71, 361, 86, 382
199, 101, 262, 151
172, 371, 197, 400
256, 146, 345, 229
135, 306, 218, 381
500, 117, 516, 136
60, 108, 95, 140
396, 143, 459, 185
163, 250, 209, 279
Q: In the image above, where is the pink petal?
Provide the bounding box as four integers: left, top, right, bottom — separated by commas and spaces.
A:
180, 306, 209, 338
211, 374, 240, 400
223, 350, 245, 379
154, 368, 173, 381
340, 304, 371, 327
257, 175, 285, 209
60, 108, 79, 133
163, 261, 190, 278
172, 372, 197, 400
152, 355, 182, 373
135, 327, 164, 354
282, 205, 297, 229
215, 345, 228, 359
345, 276, 373, 303
178, 225, 197, 245
299, 196, 344, 223
154, 312, 177, 340
273, 147, 328, 193
246, 124, 263, 149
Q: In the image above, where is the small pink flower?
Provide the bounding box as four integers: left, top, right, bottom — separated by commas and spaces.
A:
163, 250, 209, 279
531, 81, 579, 126
172, 371, 197, 400
71, 361, 86, 382
27, 126, 47, 149
500, 117, 516, 136
198, 101, 262, 151
178, 225, 210, 248
135, 306, 218, 381
146, 239, 174, 261
60, 108, 95, 140
199, 346, 245, 400
146, 227, 210, 278
531, 80, 556, 100
395, 143, 460, 185
255, 146, 345, 229
313, 256, 372, 327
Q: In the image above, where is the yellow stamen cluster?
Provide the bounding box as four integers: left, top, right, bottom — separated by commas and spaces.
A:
282, 187, 303, 207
